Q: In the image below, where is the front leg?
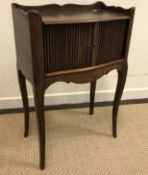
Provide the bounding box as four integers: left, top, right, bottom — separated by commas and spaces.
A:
112, 64, 128, 137
33, 85, 45, 170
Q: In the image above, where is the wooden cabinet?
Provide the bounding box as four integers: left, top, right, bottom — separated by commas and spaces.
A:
12, 2, 135, 170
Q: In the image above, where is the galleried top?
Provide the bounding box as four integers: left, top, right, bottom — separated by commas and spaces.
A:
12, 2, 134, 24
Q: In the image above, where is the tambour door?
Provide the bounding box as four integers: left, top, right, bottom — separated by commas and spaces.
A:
43, 23, 94, 73
95, 20, 128, 65
43, 20, 129, 74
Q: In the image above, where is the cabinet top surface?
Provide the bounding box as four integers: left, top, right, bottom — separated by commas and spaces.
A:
42, 9, 130, 25
13, 2, 133, 24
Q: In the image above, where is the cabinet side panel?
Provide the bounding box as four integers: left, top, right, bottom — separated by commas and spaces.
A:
96, 20, 128, 64
12, 7, 34, 82
43, 23, 93, 73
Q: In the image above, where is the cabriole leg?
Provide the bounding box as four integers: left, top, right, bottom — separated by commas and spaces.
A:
112, 65, 128, 137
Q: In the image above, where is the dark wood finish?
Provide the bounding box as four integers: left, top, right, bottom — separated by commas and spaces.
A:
12, 2, 135, 170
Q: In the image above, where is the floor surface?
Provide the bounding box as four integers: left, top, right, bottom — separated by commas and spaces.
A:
0, 104, 148, 175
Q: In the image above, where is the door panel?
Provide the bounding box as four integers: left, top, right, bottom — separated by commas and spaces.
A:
95, 20, 128, 64
43, 23, 93, 73
43, 20, 128, 73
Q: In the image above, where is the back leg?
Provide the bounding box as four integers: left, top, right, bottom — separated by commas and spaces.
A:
89, 81, 96, 115
17, 70, 29, 137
